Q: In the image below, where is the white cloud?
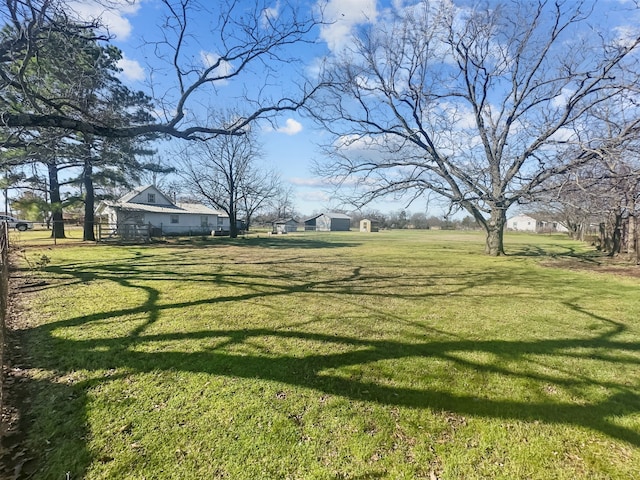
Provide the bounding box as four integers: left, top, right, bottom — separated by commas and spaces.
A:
276, 118, 303, 135
200, 51, 234, 84
117, 54, 145, 81
261, 1, 281, 28
551, 88, 574, 109
613, 25, 640, 48
290, 177, 328, 187
301, 190, 332, 203
68, 0, 141, 40
319, 0, 378, 53
548, 127, 576, 143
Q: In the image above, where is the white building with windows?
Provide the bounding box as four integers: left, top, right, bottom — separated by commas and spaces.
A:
506, 213, 568, 233
97, 185, 230, 236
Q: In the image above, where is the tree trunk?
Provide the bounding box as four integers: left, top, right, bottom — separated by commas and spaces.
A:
635, 215, 640, 265
609, 210, 623, 257
484, 209, 506, 256
229, 212, 238, 238
598, 222, 607, 252
47, 163, 66, 239
627, 214, 635, 255
228, 184, 238, 238
83, 159, 96, 241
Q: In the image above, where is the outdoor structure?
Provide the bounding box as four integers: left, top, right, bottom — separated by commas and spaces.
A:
271, 218, 299, 234
359, 218, 379, 233
506, 214, 568, 233
96, 185, 230, 239
304, 213, 352, 232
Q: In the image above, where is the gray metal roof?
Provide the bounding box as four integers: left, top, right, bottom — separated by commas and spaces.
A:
304, 212, 351, 222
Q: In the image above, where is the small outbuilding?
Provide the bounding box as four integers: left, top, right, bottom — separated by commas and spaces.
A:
304, 213, 351, 231
359, 218, 379, 232
271, 218, 299, 234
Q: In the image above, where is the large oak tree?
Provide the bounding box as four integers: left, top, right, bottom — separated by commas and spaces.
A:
310, 0, 640, 255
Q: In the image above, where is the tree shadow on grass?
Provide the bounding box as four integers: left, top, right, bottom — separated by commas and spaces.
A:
508, 243, 604, 263
6, 251, 640, 478
160, 235, 361, 250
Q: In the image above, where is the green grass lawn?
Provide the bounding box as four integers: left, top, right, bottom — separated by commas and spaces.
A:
8, 230, 640, 479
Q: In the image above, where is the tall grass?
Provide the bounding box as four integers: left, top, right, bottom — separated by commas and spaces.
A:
10, 230, 640, 479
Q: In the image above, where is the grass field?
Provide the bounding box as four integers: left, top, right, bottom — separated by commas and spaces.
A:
6, 230, 640, 479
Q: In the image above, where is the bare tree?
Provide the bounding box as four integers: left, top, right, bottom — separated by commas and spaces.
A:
238, 166, 282, 231
269, 185, 297, 220
178, 119, 279, 238
537, 154, 640, 257
532, 90, 640, 257
309, 1, 640, 255
0, 0, 323, 140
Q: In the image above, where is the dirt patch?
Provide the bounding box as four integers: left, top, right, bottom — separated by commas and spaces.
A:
1, 271, 43, 479
540, 255, 640, 279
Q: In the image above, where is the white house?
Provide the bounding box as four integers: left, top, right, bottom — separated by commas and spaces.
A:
506, 214, 568, 233
97, 185, 230, 236
507, 214, 538, 232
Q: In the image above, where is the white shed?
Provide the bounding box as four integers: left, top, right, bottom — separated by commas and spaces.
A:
360, 218, 379, 232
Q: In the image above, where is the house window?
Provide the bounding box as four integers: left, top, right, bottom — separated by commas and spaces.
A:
201, 216, 209, 227
147, 193, 156, 203
217, 217, 224, 226
170, 215, 179, 224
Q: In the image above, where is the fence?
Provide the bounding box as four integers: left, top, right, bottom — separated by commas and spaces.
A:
0, 222, 9, 415
97, 223, 151, 243
96, 223, 230, 242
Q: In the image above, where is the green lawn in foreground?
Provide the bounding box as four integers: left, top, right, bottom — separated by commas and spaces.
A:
10, 230, 640, 479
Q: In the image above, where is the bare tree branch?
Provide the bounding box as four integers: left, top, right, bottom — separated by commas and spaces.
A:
0, 0, 325, 140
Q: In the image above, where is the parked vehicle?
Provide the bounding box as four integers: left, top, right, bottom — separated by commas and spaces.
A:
0, 215, 34, 231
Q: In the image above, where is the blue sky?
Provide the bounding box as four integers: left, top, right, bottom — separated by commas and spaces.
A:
62, 0, 427, 217
64, 0, 640, 218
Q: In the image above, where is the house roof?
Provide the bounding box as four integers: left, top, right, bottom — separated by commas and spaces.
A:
177, 203, 226, 215
509, 213, 560, 222
101, 200, 224, 216
99, 184, 227, 217
507, 214, 536, 221
118, 185, 176, 204
272, 217, 299, 224
327, 212, 351, 219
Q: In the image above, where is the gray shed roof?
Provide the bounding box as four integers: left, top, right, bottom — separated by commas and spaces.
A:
304, 212, 351, 222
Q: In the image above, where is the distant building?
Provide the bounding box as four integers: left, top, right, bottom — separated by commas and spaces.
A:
304, 213, 351, 231
271, 218, 299, 234
360, 218, 379, 232
506, 214, 568, 233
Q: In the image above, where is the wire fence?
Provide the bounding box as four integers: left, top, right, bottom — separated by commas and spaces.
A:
0, 222, 9, 414
3, 221, 240, 246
